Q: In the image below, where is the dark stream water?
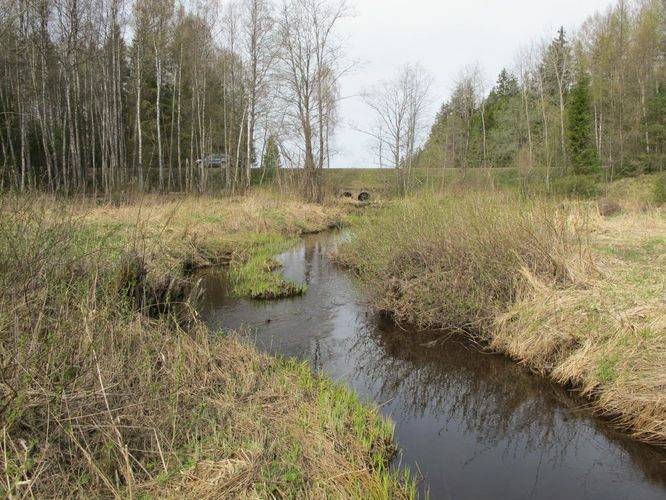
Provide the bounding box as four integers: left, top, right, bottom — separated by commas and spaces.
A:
198, 232, 666, 499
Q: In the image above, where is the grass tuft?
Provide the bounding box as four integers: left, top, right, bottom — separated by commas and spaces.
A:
654, 173, 666, 204
228, 235, 307, 299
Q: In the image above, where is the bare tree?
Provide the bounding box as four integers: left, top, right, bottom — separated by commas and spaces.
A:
544, 26, 573, 169
536, 40, 553, 191
133, 20, 145, 191
515, 46, 535, 174
276, 0, 347, 202
222, 2, 244, 192
363, 63, 433, 192
240, 0, 277, 189
468, 64, 489, 173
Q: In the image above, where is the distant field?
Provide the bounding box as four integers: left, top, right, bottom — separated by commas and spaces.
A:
250, 166, 541, 196
148, 165, 660, 202
130, 166, 530, 196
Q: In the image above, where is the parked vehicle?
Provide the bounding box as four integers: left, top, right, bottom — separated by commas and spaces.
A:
196, 154, 229, 168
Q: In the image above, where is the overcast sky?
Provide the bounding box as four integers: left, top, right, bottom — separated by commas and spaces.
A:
332, 0, 615, 167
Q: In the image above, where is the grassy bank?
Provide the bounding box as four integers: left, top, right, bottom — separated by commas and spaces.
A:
72, 192, 346, 298
337, 192, 593, 331
338, 176, 666, 446
0, 193, 415, 498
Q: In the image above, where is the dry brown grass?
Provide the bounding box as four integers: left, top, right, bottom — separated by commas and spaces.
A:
76, 191, 345, 274
0, 194, 414, 498
494, 208, 666, 445
337, 191, 594, 332
341, 186, 666, 447
603, 174, 663, 211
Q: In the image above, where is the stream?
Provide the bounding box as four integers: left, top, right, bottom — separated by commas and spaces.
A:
198, 232, 666, 499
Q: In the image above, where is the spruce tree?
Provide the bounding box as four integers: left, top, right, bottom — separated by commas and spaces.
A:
262, 135, 281, 169
567, 70, 599, 175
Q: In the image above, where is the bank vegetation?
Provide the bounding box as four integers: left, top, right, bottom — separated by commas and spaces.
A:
0, 192, 416, 498
338, 175, 666, 447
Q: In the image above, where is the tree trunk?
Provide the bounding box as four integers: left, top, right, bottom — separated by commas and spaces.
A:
136, 47, 143, 191
155, 44, 164, 192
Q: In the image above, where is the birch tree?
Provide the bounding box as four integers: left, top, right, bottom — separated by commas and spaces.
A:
240, 0, 276, 189
363, 63, 433, 192
276, 0, 347, 202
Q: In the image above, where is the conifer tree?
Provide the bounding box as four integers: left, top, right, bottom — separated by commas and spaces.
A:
262, 135, 280, 169
567, 70, 599, 174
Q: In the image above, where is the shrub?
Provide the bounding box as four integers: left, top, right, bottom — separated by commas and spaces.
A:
552, 174, 602, 199
597, 198, 623, 217
654, 173, 666, 204
337, 192, 591, 332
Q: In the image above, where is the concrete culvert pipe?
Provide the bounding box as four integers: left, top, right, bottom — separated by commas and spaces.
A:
358, 191, 370, 202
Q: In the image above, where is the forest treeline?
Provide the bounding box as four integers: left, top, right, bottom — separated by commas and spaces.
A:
2, 0, 664, 197
0, 0, 344, 198
416, 0, 666, 188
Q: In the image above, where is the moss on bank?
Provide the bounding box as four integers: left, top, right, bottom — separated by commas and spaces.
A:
0, 194, 415, 498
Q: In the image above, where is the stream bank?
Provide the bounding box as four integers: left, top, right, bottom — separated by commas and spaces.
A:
1, 195, 417, 498
199, 231, 666, 499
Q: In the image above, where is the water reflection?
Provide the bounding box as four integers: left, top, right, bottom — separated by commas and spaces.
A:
352, 323, 578, 457
351, 321, 666, 496
198, 233, 666, 499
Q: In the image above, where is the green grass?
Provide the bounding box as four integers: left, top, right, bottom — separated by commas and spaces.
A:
654, 173, 666, 204
642, 237, 665, 251
191, 213, 226, 225
596, 245, 644, 262
600, 173, 665, 207
229, 234, 307, 299
151, 356, 414, 499
251, 166, 534, 197
598, 353, 620, 385
551, 174, 602, 198
0, 195, 417, 498
314, 168, 666, 208
593, 234, 666, 264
